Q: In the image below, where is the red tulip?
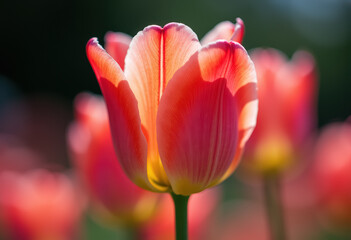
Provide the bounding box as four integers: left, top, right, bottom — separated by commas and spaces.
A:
0, 170, 82, 240
243, 49, 316, 175
313, 119, 351, 227
86, 21, 258, 196
68, 93, 159, 226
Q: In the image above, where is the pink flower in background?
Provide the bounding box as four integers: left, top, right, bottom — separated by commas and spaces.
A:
0, 170, 82, 240
86, 20, 257, 195
213, 200, 317, 240
140, 188, 220, 240
313, 119, 351, 228
214, 203, 270, 240
68, 93, 159, 226
243, 49, 317, 175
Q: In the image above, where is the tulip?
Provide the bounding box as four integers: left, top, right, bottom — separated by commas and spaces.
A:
68, 92, 159, 227
313, 119, 351, 228
86, 20, 257, 195
238, 49, 316, 240
0, 170, 82, 240
86, 20, 257, 239
244, 48, 317, 175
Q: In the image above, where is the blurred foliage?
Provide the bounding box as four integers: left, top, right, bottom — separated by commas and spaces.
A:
83, 213, 126, 240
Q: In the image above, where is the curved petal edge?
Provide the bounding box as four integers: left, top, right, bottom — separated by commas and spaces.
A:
157, 40, 257, 195
86, 38, 152, 191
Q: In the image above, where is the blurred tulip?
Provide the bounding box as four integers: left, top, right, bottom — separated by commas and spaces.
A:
140, 188, 220, 240
243, 49, 317, 175
313, 119, 351, 228
281, 175, 319, 240
214, 203, 269, 240
0, 170, 82, 240
234, 49, 317, 240
68, 92, 159, 227
213, 200, 318, 240
86, 20, 258, 196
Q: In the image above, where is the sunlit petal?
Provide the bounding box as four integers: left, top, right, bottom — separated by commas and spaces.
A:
124, 23, 201, 191
201, 18, 245, 45
243, 48, 316, 175
86, 38, 151, 190
157, 41, 257, 195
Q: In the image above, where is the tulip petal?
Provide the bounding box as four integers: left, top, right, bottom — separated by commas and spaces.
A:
86, 38, 151, 190
201, 18, 245, 45
218, 45, 258, 182
283, 51, 316, 145
104, 32, 132, 70
157, 41, 257, 195
124, 23, 201, 191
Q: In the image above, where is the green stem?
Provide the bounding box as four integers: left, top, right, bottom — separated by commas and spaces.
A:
171, 193, 190, 240
263, 175, 287, 240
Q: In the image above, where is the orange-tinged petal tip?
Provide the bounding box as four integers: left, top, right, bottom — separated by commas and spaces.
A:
86, 37, 99, 52
201, 18, 245, 45
231, 18, 245, 43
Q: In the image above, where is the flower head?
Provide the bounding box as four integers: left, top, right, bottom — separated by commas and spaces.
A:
244, 49, 317, 175
0, 170, 82, 240
86, 20, 257, 195
313, 119, 351, 227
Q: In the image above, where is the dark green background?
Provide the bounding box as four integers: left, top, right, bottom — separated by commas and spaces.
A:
1, 0, 350, 127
